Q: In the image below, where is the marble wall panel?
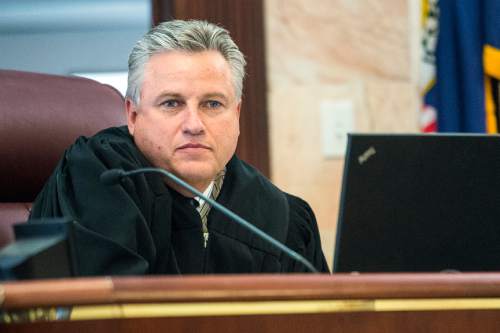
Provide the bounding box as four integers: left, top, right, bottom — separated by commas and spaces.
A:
265, 0, 420, 269
266, 0, 410, 87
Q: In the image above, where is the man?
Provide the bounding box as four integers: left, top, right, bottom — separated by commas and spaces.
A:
31, 20, 329, 275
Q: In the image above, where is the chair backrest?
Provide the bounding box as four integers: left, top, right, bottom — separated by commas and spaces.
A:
0, 69, 126, 247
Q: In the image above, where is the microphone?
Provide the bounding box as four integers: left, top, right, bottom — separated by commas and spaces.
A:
100, 167, 319, 273
100, 169, 126, 185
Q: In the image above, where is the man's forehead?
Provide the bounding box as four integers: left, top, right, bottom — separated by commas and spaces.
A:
141, 50, 236, 97
145, 50, 231, 76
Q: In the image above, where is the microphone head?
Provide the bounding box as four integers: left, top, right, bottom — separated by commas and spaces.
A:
100, 169, 126, 185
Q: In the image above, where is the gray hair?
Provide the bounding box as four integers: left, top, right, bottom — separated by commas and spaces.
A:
126, 20, 246, 105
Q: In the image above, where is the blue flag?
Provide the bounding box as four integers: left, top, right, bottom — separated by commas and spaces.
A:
421, 0, 500, 133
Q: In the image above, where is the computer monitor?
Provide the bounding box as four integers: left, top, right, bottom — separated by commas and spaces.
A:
334, 133, 500, 273
0, 218, 78, 280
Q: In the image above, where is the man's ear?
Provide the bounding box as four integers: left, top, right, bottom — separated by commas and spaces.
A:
236, 101, 241, 119
235, 101, 241, 137
125, 98, 138, 135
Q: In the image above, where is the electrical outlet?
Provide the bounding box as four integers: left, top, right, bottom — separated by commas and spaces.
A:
320, 100, 354, 158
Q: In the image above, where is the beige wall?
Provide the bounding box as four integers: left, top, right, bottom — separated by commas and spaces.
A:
265, 0, 420, 269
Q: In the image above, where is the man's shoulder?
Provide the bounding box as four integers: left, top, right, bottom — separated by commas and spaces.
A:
284, 192, 310, 208
284, 192, 315, 220
66, 126, 147, 168
228, 156, 284, 196
227, 156, 313, 207
87, 126, 132, 146
67, 126, 130, 149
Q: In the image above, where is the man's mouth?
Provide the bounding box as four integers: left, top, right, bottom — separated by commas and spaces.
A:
177, 143, 210, 150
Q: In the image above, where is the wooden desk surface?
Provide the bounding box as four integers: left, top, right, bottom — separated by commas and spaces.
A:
3, 273, 500, 332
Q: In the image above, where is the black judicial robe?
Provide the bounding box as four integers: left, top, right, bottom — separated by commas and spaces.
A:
30, 126, 329, 275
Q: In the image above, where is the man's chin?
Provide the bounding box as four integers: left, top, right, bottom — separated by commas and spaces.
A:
173, 165, 218, 188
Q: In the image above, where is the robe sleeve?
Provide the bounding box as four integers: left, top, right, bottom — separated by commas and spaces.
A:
282, 194, 330, 273
30, 132, 162, 276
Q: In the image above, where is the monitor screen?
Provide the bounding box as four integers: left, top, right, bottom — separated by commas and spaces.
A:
0, 218, 77, 280
334, 133, 500, 273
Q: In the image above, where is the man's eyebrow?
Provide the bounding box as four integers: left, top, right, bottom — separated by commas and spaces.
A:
157, 92, 183, 99
202, 93, 229, 102
153, 92, 184, 104
154, 92, 230, 103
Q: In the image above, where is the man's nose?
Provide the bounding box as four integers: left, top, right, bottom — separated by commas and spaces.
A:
182, 106, 205, 135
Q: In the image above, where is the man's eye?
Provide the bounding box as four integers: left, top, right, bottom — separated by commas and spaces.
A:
161, 100, 180, 108
205, 100, 222, 109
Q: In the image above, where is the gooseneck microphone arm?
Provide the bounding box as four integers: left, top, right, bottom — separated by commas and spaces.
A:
100, 168, 319, 273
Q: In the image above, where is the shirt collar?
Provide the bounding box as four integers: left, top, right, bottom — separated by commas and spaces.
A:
193, 181, 214, 212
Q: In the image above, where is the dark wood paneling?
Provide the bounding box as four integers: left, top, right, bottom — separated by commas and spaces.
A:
152, 0, 270, 176
152, 0, 172, 24
5, 311, 500, 333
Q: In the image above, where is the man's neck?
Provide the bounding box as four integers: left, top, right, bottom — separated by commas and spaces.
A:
165, 178, 212, 198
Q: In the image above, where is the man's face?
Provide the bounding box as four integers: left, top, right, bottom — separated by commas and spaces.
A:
126, 50, 241, 193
